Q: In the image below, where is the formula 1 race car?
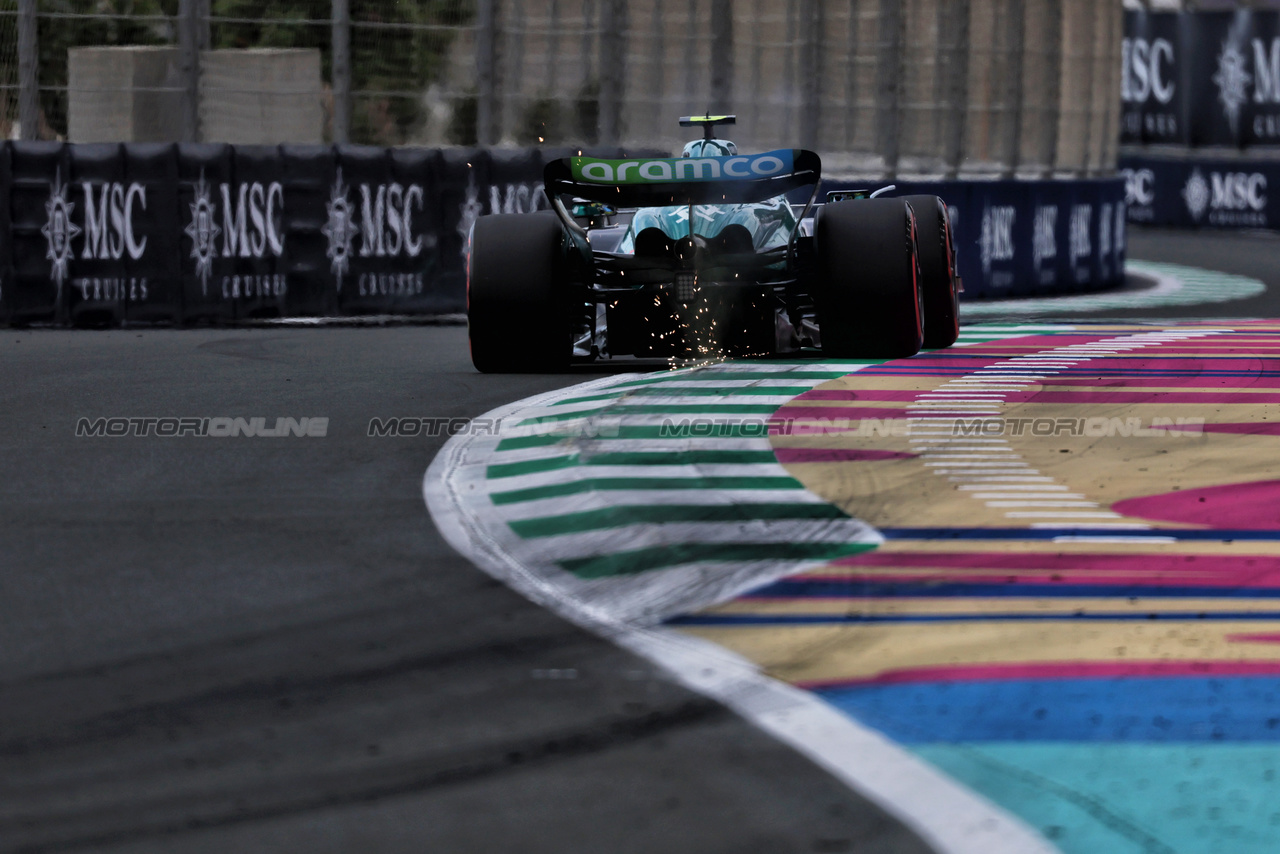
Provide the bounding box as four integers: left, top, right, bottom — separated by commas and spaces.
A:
467, 115, 959, 372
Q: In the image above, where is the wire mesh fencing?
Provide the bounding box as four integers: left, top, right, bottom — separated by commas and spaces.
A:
3, 0, 1122, 176
0, 1, 19, 138
2, 0, 180, 142
440, 0, 1121, 176
4, 0, 472, 146
443, 0, 1121, 176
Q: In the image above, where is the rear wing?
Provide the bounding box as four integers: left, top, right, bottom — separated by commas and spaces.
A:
679, 114, 736, 139
543, 149, 821, 208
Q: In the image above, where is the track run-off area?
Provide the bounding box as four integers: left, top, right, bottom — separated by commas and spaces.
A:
428, 261, 1280, 853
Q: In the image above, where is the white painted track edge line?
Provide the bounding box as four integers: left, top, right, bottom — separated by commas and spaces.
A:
423, 366, 1060, 854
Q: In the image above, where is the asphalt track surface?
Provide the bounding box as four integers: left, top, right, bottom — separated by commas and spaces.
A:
0, 225, 1274, 854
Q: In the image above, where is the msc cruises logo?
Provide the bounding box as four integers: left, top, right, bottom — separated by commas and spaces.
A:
1183, 168, 1211, 222
571, 150, 794, 184
1184, 168, 1268, 226
184, 172, 221, 295
979, 205, 1015, 276
181, 171, 287, 299
1213, 40, 1252, 136
1031, 205, 1057, 276
457, 173, 484, 258
321, 168, 427, 293
41, 169, 81, 296
321, 168, 360, 287
1069, 204, 1093, 268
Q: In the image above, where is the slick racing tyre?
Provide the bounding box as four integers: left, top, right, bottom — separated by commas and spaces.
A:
902, 194, 960, 349
813, 198, 923, 359
467, 213, 571, 373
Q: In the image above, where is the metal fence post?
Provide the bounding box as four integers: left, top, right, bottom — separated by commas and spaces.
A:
197, 0, 211, 50
1002, 0, 1027, 178
178, 0, 201, 143
799, 0, 823, 150
1076, 0, 1098, 177
598, 0, 625, 144
1040, 0, 1064, 176
710, 0, 734, 115
544, 0, 561, 92
782, 4, 797, 134
17, 0, 37, 140
939, 0, 970, 178
476, 0, 497, 145
681, 1, 697, 116
875, 0, 904, 179
749, 0, 765, 139
1096, 0, 1120, 175
646, 0, 666, 132
332, 0, 351, 144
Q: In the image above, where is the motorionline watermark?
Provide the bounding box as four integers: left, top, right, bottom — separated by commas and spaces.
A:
76, 417, 329, 438
951, 417, 1205, 437
358, 415, 1208, 440
371, 416, 863, 439
649, 416, 1208, 437
366, 416, 622, 438
369, 416, 862, 439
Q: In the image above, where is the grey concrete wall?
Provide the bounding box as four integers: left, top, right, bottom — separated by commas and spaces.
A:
199, 49, 324, 145
67, 46, 323, 145
67, 47, 186, 143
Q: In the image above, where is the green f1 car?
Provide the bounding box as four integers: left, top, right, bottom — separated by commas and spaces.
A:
467, 115, 959, 372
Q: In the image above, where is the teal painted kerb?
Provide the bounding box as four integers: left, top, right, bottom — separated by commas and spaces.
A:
914, 742, 1280, 854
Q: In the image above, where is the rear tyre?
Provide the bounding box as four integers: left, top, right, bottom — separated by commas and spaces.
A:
467, 213, 571, 373
813, 199, 923, 359
902, 194, 960, 349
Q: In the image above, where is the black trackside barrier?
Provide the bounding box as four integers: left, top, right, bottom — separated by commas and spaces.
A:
1120, 10, 1149, 145
488, 147, 545, 215
10, 142, 70, 323
334, 144, 390, 314
1122, 10, 1190, 145
331, 145, 441, 315
5, 142, 1114, 323
1088, 185, 1126, 288
920, 178, 1126, 300
1145, 12, 1189, 146
388, 146, 446, 314
227, 145, 287, 320
1186, 11, 1251, 148
1246, 12, 1280, 147
124, 143, 181, 324
1121, 10, 1187, 145
962, 180, 1032, 298
68, 143, 126, 326
1120, 152, 1276, 230
432, 147, 488, 308
280, 144, 338, 318
795, 177, 1127, 300
1124, 8, 1280, 150
0, 144, 8, 327
176, 142, 236, 324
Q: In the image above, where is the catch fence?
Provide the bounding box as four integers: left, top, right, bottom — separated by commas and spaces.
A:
0, 0, 1121, 177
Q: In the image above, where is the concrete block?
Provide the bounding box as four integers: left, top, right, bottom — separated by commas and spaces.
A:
67, 46, 185, 143
199, 48, 324, 144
